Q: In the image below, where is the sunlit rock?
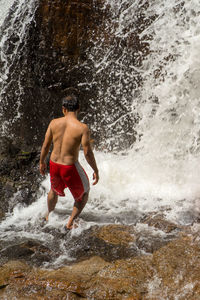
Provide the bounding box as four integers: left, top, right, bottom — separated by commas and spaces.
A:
94, 224, 135, 245
0, 235, 199, 299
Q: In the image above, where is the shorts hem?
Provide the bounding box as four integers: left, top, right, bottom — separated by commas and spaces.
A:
51, 187, 65, 197
74, 188, 90, 202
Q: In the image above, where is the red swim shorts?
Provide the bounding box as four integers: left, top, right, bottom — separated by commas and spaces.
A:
49, 160, 90, 201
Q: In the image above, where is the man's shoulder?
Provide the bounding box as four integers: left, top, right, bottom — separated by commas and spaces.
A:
79, 121, 89, 132
50, 117, 64, 126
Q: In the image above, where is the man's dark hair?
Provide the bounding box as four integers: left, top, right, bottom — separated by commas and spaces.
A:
62, 94, 79, 112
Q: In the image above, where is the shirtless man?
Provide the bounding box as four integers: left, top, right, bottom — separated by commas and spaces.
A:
39, 93, 99, 229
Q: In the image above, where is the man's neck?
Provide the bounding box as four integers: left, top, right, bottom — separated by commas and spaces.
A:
65, 111, 77, 118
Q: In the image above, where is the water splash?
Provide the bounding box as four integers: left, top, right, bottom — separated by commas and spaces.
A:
80, 0, 200, 221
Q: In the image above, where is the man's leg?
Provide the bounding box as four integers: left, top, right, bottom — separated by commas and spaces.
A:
46, 188, 58, 221
66, 192, 89, 229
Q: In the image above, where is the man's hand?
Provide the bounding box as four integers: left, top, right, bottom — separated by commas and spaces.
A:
93, 171, 99, 185
40, 162, 47, 176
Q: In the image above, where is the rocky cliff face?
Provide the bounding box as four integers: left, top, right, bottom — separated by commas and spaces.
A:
0, 0, 104, 217
1, 0, 104, 149
1, 0, 152, 150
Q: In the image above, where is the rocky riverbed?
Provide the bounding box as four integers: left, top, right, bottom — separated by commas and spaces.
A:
0, 206, 200, 299
0, 225, 200, 299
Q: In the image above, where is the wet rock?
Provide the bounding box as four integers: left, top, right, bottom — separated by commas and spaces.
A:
0, 144, 42, 216
69, 234, 139, 263
0, 137, 21, 157
132, 221, 179, 253
1, 245, 35, 261
135, 231, 171, 253
1, 0, 104, 148
0, 260, 30, 285
141, 212, 182, 233
0, 240, 51, 266
0, 235, 199, 299
1, 0, 153, 151
0, 209, 4, 221
94, 224, 135, 245
64, 225, 139, 263
89, 223, 176, 256
149, 235, 200, 299
0, 223, 178, 267
3, 182, 16, 199
20, 240, 51, 254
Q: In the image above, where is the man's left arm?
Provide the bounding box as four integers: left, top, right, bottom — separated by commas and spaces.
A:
39, 123, 53, 175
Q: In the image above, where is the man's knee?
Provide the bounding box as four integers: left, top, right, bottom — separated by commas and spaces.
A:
74, 192, 88, 207
82, 191, 89, 202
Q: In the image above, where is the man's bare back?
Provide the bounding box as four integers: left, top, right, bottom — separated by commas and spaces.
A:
50, 114, 87, 165
39, 93, 99, 229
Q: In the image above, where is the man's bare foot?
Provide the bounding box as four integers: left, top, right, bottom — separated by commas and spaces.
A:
66, 217, 79, 230
45, 212, 49, 222
66, 216, 74, 229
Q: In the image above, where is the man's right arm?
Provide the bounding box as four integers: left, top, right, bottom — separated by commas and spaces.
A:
81, 125, 99, 185
39, 122, 53, 175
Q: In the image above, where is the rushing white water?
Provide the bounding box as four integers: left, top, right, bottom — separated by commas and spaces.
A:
0, 0, 14, 27
0, 0, 37, 130
85, 0, 200, 223
0, 0, 200, 274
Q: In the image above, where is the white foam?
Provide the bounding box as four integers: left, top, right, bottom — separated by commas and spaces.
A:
1, 144, 199, 234
0, 0, 13, 26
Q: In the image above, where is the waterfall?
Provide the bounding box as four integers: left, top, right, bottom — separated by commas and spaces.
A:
0, 0, 37, 134
84, 0, 200, 155
80, 0, 200, 215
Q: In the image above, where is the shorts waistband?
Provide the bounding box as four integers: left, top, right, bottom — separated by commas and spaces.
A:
50, 160, 76, 167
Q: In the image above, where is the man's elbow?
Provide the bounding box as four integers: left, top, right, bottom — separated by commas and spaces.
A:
84, 147, 93, 158
42, 142, 51, 152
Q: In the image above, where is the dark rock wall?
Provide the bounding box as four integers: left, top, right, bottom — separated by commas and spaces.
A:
0, 0, 104, 217
1, 0, 104, 149
28, 0, 103, 145
1, 0, 153, 150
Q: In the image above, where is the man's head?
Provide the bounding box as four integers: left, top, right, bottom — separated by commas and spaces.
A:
62, 94, 79, 112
